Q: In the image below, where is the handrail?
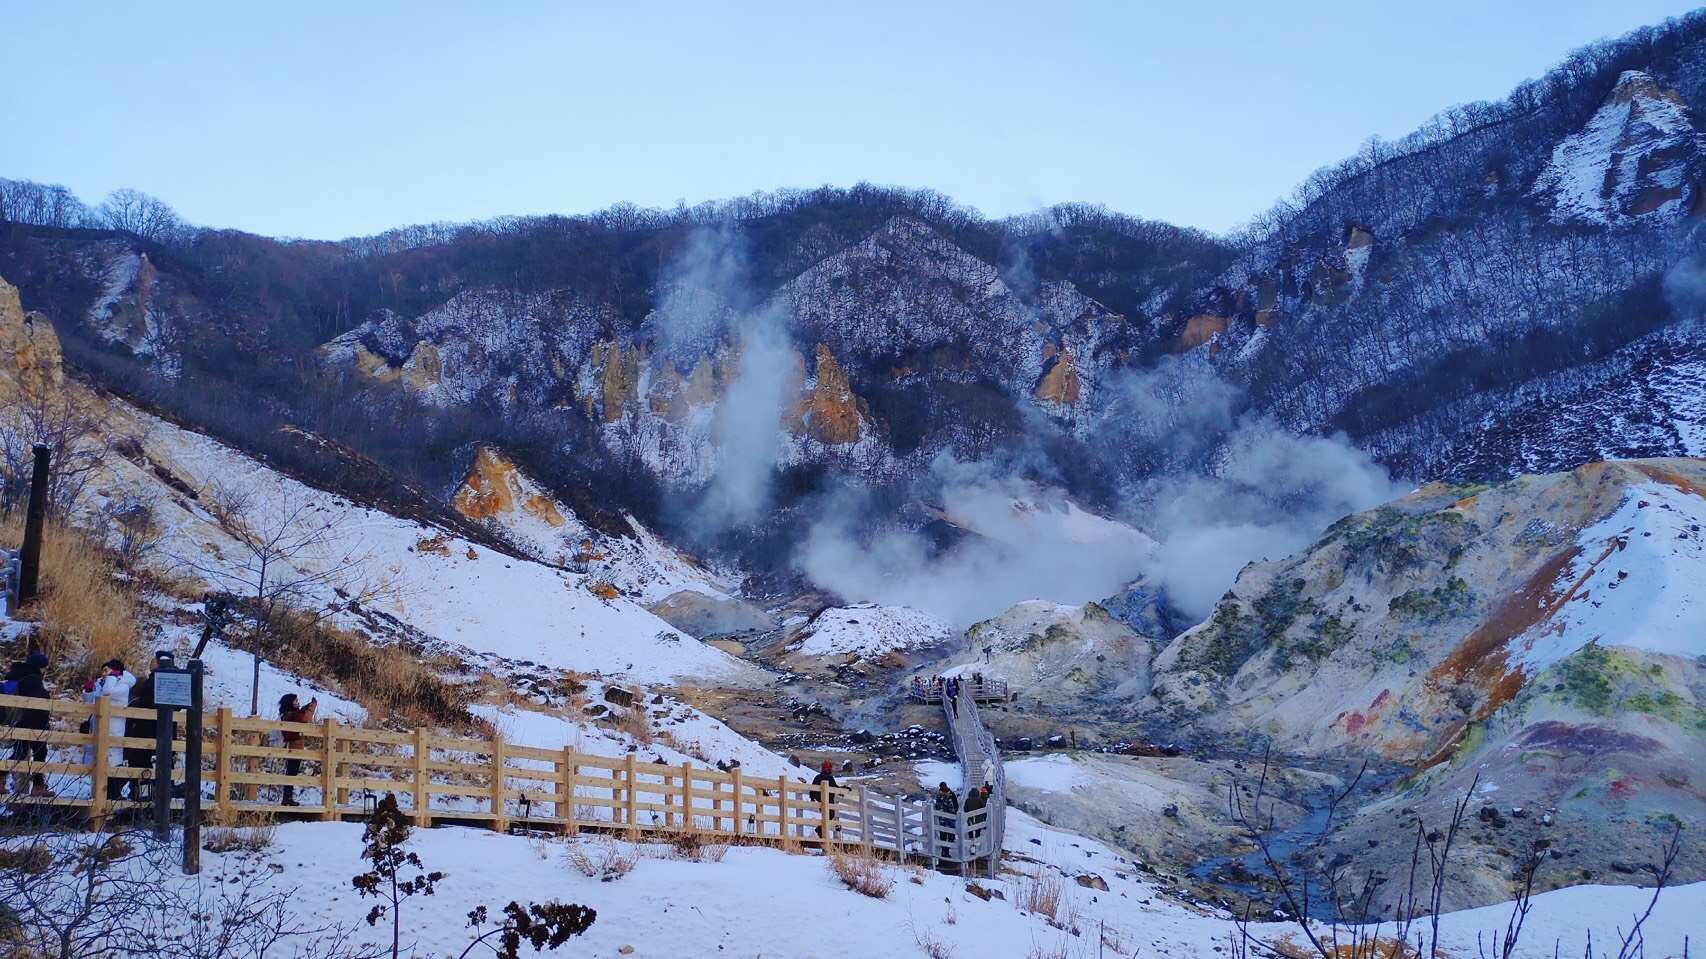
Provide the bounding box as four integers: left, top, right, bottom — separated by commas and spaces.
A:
937, 684, 1005, 876
0, 692, 947, 863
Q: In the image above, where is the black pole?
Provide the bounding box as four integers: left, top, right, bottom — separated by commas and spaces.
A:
153, 653, 175, 841
17, 443, 49, 610
183, 660, 204, 875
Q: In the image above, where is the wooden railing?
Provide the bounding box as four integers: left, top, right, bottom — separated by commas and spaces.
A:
908, 675, 1009, 704
0, 693, 995, 866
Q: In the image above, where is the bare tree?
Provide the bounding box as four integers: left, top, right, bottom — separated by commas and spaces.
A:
0, 377, 115, 517
179, 482, 385, 715
97, 188, 185, 245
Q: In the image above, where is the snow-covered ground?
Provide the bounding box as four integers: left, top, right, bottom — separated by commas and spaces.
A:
792, 604, 956, 658
179, 815, 1705, 958
92, 403, 756, 686
1513, 479, 1706, 673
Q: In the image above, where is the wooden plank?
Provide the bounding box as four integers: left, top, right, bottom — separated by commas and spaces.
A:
623, 754, 638, 833
89, 695, 111, 823
224, 770, 325, 787
0, 692, 97, 715
322, 718, 339, 821
559, 746, 578, 836
502, 742, 562, 763
336, 776, 425, 793
412, 727, 431, 826
490, 736, 509, 832
0, 760, 93, 776
679, 762, 692, 830
859, 787, 872, 856
731, 767, 743, 839
213, 706, 232, 817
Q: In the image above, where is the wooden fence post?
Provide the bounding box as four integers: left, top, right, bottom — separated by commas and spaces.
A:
819, 781, 833, 848
321, 718, 338, 821
776, 774, 789, 841
731, 767, 744, 839
679, 762, 692, 832
858, 786, 872, 857
213, 707, 232, 818
490, 737, 508, 832
559, 747, 578, 836
89, 697, 111, 824
412, 727, 431, 827
623, 754, 637, 836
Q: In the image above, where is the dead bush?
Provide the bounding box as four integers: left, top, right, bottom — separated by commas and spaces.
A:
827, 851, 894, 899
565, 837, 636, 882
2, 518, 141, 672
1017, 873, 1066, 926
617, 705, 651, 744
0, 845, 54, 875
248, 610, 469, 726
201, 808, 277, 853
658, 828, 727, 862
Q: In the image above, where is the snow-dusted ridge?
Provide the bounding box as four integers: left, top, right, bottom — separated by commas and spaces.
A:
95, 401, 758, 685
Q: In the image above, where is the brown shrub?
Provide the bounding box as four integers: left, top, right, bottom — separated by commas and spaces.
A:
2, 518, 142, 672
827, 851, 894, 899
565, 836, 636, 881
251, 610, 469, 726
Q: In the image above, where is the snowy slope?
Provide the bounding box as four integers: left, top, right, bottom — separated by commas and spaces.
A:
792, 604, 956, 658
1510, 478, 1706, 673
451, 447, 737, 605
1533, 70, 1700, 224
191, 818, 1704, 958
94, 403, 755, 685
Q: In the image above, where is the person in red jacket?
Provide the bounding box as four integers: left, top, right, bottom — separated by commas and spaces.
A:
277, 693, 318, 806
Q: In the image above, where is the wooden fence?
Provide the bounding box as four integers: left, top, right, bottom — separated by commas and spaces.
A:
908, 675, 1009, 705
0, 693, 996, 867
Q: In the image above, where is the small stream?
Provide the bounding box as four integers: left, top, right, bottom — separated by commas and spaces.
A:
1188, 767, 1403, 919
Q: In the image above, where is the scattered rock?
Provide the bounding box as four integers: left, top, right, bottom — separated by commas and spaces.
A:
1074, 874, 1109, 891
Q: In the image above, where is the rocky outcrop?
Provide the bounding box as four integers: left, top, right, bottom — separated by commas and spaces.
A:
791, 344, 866, 444
1533, 71, 1702, 224
1034, 347, 1081, 406
1177, 314, 1227, 351
0, 276, 64, 397
452, 447, 566, 528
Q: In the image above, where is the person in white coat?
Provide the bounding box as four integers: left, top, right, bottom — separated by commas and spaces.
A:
91, 658, 136, 800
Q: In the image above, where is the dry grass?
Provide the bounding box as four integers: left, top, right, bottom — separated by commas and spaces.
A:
565, 836, 637, 882
202, 807, 278, 853
913, 929, 955, 959
656, 827, 727, 862
617, 704, 652, 744
827, 851, 894, 899
254, 611, 469, 726
2, 518, 142, 674
1017, 873, 1068, 928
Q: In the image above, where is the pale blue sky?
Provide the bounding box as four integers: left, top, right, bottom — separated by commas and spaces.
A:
2, 1, 1698, 239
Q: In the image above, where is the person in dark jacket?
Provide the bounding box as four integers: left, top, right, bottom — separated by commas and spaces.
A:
122, 673, 162, 801
933, 781, 960, 844
278, 693, 318, 806
809, 760, 838, 838
8, 652, 52, 797
963, 783, 991, 813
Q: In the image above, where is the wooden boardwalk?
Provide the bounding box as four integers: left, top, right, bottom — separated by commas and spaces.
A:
937, 685, 1005, 877
0, 691, 1001, 870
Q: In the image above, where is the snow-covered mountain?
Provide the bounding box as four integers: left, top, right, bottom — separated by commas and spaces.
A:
14, 21, 1706, 527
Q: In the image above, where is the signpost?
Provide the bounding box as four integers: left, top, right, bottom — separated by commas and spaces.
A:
147, 654, 206, 874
